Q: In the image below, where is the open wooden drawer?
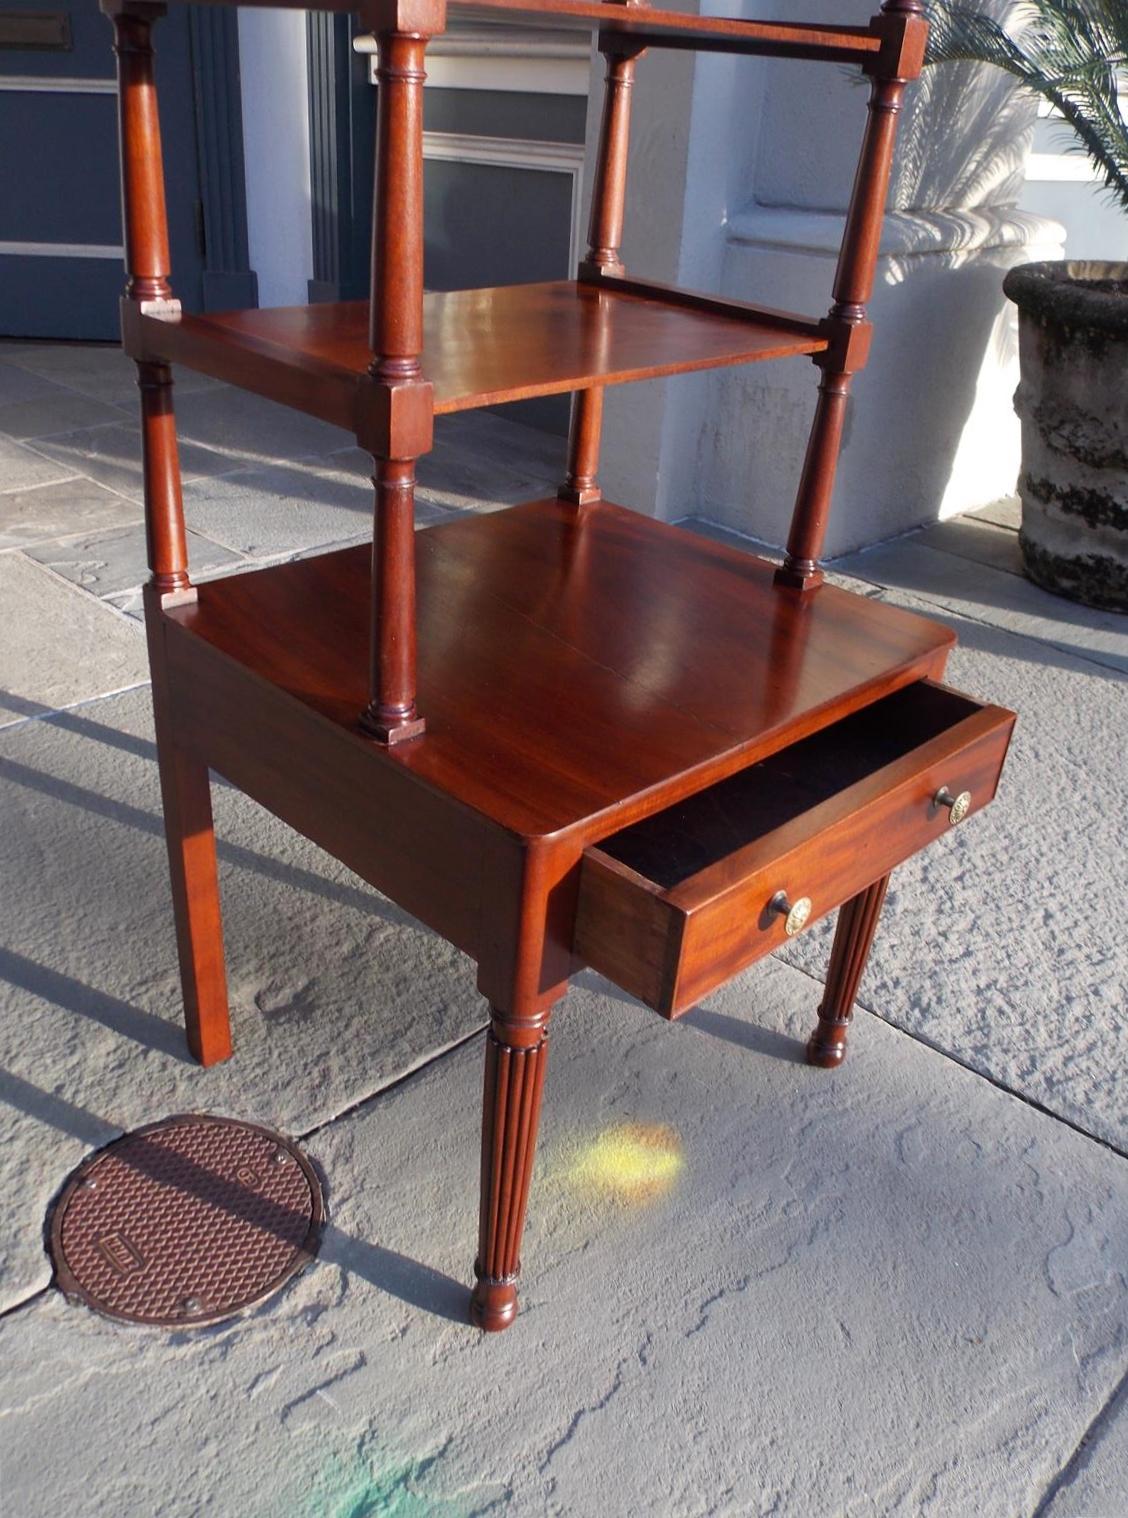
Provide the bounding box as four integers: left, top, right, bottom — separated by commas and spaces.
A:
574, 681, 1015, 1017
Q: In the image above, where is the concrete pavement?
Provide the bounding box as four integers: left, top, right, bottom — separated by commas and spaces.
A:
1, 340, 1126, 1516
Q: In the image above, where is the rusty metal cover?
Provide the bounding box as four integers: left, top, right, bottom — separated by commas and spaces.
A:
49, 1114, 323, 1327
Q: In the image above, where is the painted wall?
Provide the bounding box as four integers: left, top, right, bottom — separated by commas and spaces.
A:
596, 1, 1070, 556
1019, 107, 1128, 262
238, 8, 313, 308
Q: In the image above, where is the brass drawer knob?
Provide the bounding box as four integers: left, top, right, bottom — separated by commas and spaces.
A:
934, 786, 971, 825
769, 891, 812, 937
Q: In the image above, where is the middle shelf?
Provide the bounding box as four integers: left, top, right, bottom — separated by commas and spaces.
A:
130, 279, 830, 437
162, 497, 955, 843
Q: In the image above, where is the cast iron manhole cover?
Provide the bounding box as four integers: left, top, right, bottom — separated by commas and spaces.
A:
49, 1114, 323, 1327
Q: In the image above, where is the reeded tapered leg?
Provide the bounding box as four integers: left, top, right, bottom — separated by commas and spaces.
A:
806, 874, 890, 1069
470, 1009, 550, 1332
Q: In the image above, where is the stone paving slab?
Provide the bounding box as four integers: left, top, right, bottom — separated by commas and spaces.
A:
0, 556, 148, 727
26, 420, 237, 504
838, 537, 1128, 675
780, 586, 1128, 1153
181, 459, 450, 560
685, 517, 884, 598
0, 388, 129, 441
969, 495, 1022, 531
912, 515, 1025, 578
0, 687, 486, 1311
1043, 1379, 1128, 1518
0, 341, 223, 408
0, 434, 79, 495
328, 436, 557, 515
25, 523, 243, 597
0, 363, 73, 408
0, 477, 141, 552
1, 969, 1126, 1517
440, 408, 566, 475
171, 386, 353, 469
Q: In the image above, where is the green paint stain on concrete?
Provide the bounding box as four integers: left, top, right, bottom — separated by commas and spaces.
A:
309, 1448, 469, 1518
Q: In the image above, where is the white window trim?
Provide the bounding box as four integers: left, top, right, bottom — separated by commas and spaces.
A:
421, 129, 586, 270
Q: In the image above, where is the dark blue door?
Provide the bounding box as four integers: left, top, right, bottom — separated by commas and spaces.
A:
0, 0, 206, 338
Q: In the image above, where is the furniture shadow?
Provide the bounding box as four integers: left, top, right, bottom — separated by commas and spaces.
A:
318, 1226, 468, 1323
681, 1005, 806, 1065
0, 946, 195, 1062
0, 748, 407, 927
0, 1065, 120, 1148
571, 969, 806, 1065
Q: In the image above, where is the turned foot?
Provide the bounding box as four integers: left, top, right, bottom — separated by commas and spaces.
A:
806, 1016, 849, 1069
806, 875, 890, 1071
469, 1269, 519, 1332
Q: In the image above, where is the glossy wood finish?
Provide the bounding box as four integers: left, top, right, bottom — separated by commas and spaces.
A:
463, 0, 882, 64
107, 1, 190, 596
145, 587, 233, 1066
106, 0, 232, 1065
169, 0, 884, 66
575, 683, 1014, 1017
135, 362, 190, 594
106, 0, 175, 307
167, 501, 958, 840
471, 1009, 550, 1332
128, 283, 830, 432
807, 875, 890, 1068
362, 458, 426, 741
360, 8, 441, 740
101, 0, 1013, 1335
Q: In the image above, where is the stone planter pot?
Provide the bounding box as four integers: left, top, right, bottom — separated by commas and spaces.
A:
1003, 260, 1128, 611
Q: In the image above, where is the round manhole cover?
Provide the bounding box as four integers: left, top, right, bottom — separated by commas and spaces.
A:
49, 1114, 323, 1327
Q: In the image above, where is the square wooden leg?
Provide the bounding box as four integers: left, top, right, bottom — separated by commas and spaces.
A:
154, 734, 232, 1066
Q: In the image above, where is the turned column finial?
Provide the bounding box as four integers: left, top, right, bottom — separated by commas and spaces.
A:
105, 0, 175, 308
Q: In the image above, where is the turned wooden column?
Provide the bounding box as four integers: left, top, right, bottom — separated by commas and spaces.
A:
560, 35, 645, 507
359, 0, 443, 744
776, 0, 927, 590
471, 1007, 551, 1332
807, 874, 891, 1068
105, 0, 189, 597
104, 0, 231, 1065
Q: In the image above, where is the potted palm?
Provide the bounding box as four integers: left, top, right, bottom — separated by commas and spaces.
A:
927, 0, 1128, 610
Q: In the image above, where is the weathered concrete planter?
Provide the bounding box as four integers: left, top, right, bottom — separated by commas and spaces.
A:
1004, 260, 1128, 611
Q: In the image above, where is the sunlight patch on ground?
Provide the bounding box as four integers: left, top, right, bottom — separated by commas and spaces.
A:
566, 1121, 684, 1205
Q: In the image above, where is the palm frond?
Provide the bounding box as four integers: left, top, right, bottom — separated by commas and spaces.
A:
924, 0, 1128, 212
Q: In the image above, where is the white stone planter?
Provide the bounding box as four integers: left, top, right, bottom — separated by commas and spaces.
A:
1005, 260, 1128, 611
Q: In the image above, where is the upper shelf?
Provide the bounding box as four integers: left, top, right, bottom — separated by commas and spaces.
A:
447, 1, 883, 62
173, 2, 883, 65
130, 280, 829, 435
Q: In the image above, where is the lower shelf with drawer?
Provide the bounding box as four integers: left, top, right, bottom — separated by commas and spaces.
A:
574, 680, 1015, 1017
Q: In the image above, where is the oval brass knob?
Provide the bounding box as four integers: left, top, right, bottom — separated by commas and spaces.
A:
769, 890, 812, 937
934, 785, 971, 825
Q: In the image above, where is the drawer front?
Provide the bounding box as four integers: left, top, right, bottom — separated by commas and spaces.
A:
575, 692, 1015, 1017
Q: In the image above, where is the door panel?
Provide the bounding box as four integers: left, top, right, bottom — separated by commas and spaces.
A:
0, 0, 205, 339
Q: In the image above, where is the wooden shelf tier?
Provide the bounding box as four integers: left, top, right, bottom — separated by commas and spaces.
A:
164, 498, 954, 843
177, 1, 884, 65
129, 281, 830, 438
